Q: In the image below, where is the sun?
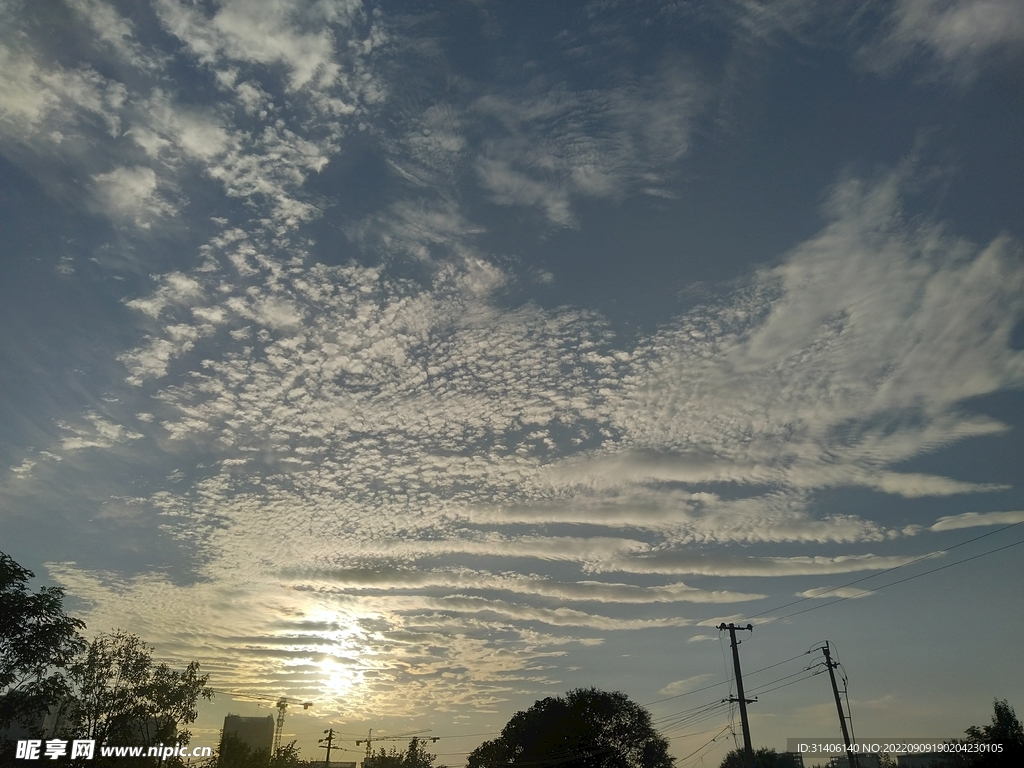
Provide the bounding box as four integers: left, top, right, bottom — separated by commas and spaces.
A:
318, 656, 358, 699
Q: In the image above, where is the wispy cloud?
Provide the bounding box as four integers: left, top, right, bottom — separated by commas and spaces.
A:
658, 674, 715, 696
930, 510, 1024, 532
796, 586, 874, 600
863, 0, 1024, 77
471, 61, 702, 225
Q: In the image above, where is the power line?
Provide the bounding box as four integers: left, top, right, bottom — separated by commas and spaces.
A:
662, 722, 734, 742
745, 652, 812, 679
748, 520, 1024, 621
746, 667, 813, 695
644, 650, 810, 708
433, 731, 501, 739
652, 698, 730, 724
675, 725, 732, 768
769, 536, 1024, 622
657, 702, 733, 734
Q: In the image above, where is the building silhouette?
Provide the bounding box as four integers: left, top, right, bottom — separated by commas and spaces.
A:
221, 714, 274, 754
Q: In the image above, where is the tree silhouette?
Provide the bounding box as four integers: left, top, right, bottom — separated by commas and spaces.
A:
962, 699, 1023, 767
718, 748, 784, 768
0, 551, 85, 737
404, 737, 438, 768
467, 688, 673, 768
63, 630, 212, 763
216, 732, 302, 768
363, 738, 437, 768
364, 746, 405, 768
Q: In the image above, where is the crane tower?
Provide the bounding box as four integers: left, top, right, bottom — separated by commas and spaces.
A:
210, 689, 313, 753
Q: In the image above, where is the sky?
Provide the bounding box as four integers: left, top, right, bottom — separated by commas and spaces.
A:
2, 0, 1024, 764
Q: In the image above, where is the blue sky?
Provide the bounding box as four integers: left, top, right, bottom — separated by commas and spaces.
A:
2, 0, 1023, 763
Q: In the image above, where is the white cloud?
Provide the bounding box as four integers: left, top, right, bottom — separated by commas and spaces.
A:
58, 411, 144, 451
10, 458, 36, 479
599, 552, 929, 577
930, 510, 1024, 532
866, 0, 1024, 76
470, 62, 701, 225
796, 586, 874, 600
866, 471, 1008, 498
92, 166, 176, 225
0, 40, 125, 141
65, 0, 163, 72
126, 272, 204, 318
412, 595, 693, 630
658, 674, 715, 696
154, 0, 359, 91
290, 569, 763, 605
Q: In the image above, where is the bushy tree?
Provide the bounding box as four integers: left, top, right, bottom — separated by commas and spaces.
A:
364, 746, 405, 768
216, 731, 266, 768
467, 688, 673, 768
963, 699, 1023, 767
216, 732, 301, 768
363, 738, 436, 768
404, 738, 437, 768
63, 630, 213, 762
0, 551, 85, 735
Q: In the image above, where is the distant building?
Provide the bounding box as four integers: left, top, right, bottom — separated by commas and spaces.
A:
221, 714, 274, 754
779, 752, 805, 768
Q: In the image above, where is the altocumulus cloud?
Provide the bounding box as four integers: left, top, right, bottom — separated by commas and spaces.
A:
33, 168, 1024, 718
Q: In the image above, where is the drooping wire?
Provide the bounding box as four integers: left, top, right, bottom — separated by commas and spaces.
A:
642, 650, 812, 708
748, 671, 820, 697
676, 725, 732, 767
748, 521, 1024, 622
767, 537, 1024, 623
657, 701, 733, 735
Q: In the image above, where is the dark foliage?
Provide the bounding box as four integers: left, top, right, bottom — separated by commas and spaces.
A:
467, 688, 673, 768
962, 699, 1023, 768
0, 552, 85, 735
718, 747, 786, 768
216, 731, 302, 768
363, 737, 436, 768
62, 629, 213, 760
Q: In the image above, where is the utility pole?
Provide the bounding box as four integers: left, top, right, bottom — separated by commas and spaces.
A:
821, 642, 857, 768
320, 728, 335, 768
719, 623, 756, 768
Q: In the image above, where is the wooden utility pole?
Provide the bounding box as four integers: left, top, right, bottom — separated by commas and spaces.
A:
821, 642, 857, 768
320, 728, 335, 768
719, 623, 756, 768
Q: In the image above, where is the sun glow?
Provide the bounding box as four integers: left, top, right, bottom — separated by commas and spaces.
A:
318, 656, 359, 699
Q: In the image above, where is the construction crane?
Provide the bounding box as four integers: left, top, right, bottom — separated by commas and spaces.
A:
356, 729, 435, 761
209, 688, 313, 753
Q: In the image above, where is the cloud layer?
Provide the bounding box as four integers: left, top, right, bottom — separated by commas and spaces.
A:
3, 0, 1023, 729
